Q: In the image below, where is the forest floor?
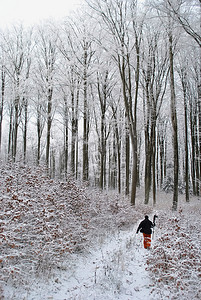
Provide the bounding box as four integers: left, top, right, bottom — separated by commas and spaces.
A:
4, 223, 153, 300
0, 163, 201, 299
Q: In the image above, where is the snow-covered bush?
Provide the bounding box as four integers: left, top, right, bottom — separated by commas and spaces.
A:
0, 162, 152, 297
0, 163, 92, 287
146, 207, 201, 299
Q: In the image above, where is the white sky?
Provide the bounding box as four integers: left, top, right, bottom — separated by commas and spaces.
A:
0, 0, 83, 28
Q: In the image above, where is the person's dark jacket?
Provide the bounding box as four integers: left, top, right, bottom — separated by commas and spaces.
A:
136, 218, 154, 234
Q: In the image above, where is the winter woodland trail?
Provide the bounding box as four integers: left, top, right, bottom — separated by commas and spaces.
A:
13, 225, 155, 300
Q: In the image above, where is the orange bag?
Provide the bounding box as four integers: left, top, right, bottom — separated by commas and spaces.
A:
143, 233, 151, 249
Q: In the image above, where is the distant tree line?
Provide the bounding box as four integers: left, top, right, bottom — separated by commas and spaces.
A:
0, 0, 200, 210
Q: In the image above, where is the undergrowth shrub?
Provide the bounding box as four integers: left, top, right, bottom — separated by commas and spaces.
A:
147, 209, 201, 299
0, 162, 151, 291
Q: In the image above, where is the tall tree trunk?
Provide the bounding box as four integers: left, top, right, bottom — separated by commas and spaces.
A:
131, 132, 138, 206
181, 69, 189, 202
130, 47, 140, 206
158, 121, 167, 189
46, 87, 53, 168
36, 101, 44, 166
117, 137, 121, 193
64, 95, 68, 178
198, 43, 201, 195
125, 117, 130, 195
13, 76, 20, 161
110, 134, 117, 189
111, 104, 121, 192
8, 105, 13, 158
0, 67, 5, 153
23, 98, 28, 163
13, 98, 19, 161
168, 30, 179, 211
100, 115, 105, 189
152, 122, 156, 205
75, 87, 79, 180
71, 91, 76, 176
122, 39, 140, 206
144, 146, 152, 204
195, 122, 200, 195
189, 99, 197, 195
83, 47, 89, 181
76, 131, 79, 180
143, 86, 152, 205
50, 149, 55, 178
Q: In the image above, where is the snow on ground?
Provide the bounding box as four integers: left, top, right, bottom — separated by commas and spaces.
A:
1, 164, 201, 300
4, 223, 155, 300
146, 200, 201, 300
3, 197, 201, 300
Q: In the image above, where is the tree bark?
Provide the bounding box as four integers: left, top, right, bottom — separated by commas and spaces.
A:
12, 75, 20, 162
168, 30, 179, 210
83, 46, 89, 181
23, 97, 28, 163
46, 86, 53, 168
0, 67, 5, 153
180, 68, 189, 201
125, 117, 130, 195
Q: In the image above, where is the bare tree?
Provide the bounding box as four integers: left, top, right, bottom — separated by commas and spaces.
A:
168, 22, 179, 210
141, 23, 169, 204
166, 1, 201, 197
93, 65, 113, 189
1, 25, 33, 161
35, 24, 58, 169
22, 53, 32, 163
157, 117, 168, 188
177, 62, 190, 202
87, 0, 144, 205
149, 0, 181, 209
35, 91, 46, 165
62, 17, 95, 182
188, 49, 200, 196
166, 0, 201, 47
110, 96, 123, 193
0, 58, 6, 154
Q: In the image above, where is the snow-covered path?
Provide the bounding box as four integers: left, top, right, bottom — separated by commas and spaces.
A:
5, 226, 155, 300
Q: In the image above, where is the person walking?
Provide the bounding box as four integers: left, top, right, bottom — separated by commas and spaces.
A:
136, 215, 155, 249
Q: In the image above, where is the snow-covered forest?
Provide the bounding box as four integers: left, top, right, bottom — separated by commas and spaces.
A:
0, 0, 200, 208
0, 0, 201, 299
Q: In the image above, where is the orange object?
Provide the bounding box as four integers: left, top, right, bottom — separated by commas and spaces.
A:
143, 233, 151, 249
